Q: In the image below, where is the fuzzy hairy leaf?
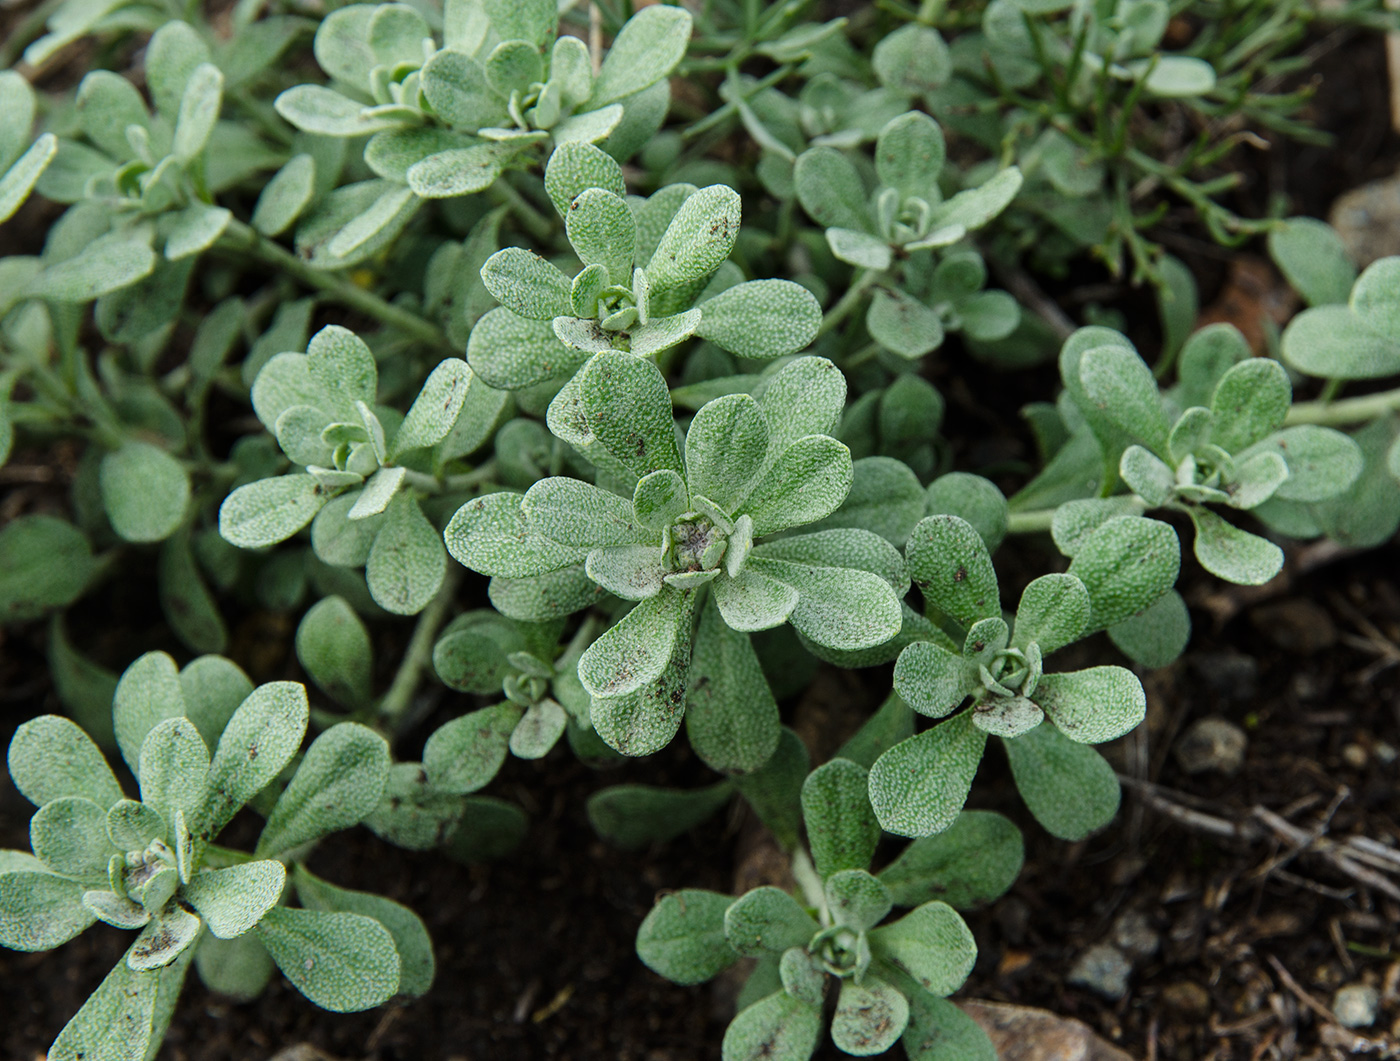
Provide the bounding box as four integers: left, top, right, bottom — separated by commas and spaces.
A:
1066, 516, 1180, 630
687, 599, 781, 774
636, 888, 736, 985
592, 5, 692, 106
0, 871, 94, 951
869, 713, 986, 838
256, 722, 389, 856
8, 715, 122, 809
256, 906, 399, 1011
869, 901, 975, 998
696, 280, 822, 360
724, 887, 819, 956
586, 780, 732, 849
183, 861, 284, 938
1003, 724, 1120, 840
423, 703, 520, 796
905, 515, 999, 628
879, 809, 1023, 910
802, 758, 879, 879
200, 682, 308, 840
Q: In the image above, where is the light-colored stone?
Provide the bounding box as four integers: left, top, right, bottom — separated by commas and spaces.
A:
1331, 173, 1400, 267
959, 1001, 1135, 1061
1174, 716, 1247, 776
1333, 983, 1381, 1028
1111, 910, 1160, 961
1067, 943, 1133, 1001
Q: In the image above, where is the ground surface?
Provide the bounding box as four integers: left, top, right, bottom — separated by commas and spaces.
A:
4, 10, 1400, 1061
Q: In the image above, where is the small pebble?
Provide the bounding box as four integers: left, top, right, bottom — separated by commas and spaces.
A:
1333, 983, 1380, 1028
1175, 717, 1248, 775
1342, 743, 1368, 769
1067, 944, 1133, 1001
1161, 981, 1210, 1018
1376, 742, 1397, 765
1112, 910, 1160, 961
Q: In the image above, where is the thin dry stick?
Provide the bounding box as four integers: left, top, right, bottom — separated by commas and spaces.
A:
1266, 954, 1340, 1027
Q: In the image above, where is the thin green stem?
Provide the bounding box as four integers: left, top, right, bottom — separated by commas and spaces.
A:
376, 566, 462, 731
489, 179, 554, 243
220, 221, 455, 354
1285, 386, 1400, 426
791, 848, 829, 924
816, 270, 882, 340
1006, 509, 1057, 534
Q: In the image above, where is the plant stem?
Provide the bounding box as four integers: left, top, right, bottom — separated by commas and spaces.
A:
791, 847, 829, 924
377, 565, 461, 731
220, 221, 456, 354
1286, 386, 1400, 426
816, 269, 881, 339
489, 179, 554, 243
1006, 508, 1057, 534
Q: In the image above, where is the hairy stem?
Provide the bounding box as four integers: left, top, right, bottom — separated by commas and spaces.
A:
1005, 508, 1058, 534
816, 269, 881, 339
1285, 386, 1400, 426
377, 565, 462, 731
489, 179, 554, 243
221, 221, 455, 354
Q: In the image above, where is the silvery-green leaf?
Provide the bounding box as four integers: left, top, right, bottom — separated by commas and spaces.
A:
256, 722, 389, 856
923, 473, 1008, 553
99, 441, 190, 544
576, 350, 684, 479
256, 906, 399, 1011
636, 888, 736, 985
579, 584, 690, 699
48, 953, 158, 1061
1225, 451, 1289, 509
1267, 217, 1355, 307
423, 703, 519, 795
745, 556, 902, 652
973, 695, 1044, 738
510, 699, 568, 759
106, 801, 164, 852
869, 713, 986, 837
1209, 357, 1290, 453
1078, 343, 1169, 453
407, 142, 515, 198
1187, 507, 1283, 586
634, 469, 690, 530
84, 889, 151, 930
363, 762, 466, 850
114, 651, 186, 778
554, 103, 626, 144
179, 657, 252, 751
145, 19, 212, 114
389, 358, 472, 458
1048, 497, 1142, 558
1003, 723, 1120, 840
794, 146, 869, 232
928, 168, 1021, 232
252, 153, 316, 236
565, 188, 636, 287
585, 779, 732, 846
878, 809, 1024, 909
867, 288, 944, 359
802, 758, 879, 879
296, 596, 373, 708
892, 641, 978, 718
589, 598, 696, 755
171, 62, 222, 163
128, 904, 201, 971
696, 280, 823, 361
1139, 55, 1216, 96
194, 931, 274, 1002
552, 315, 616, 353
743, 434, 853, 536
645, 184, 741, 310
1106, 588, 1190, 668
1011, 573, 1090, 655
326, 184, 417, 260
0, 515, 96, 623
0, 871, 95, 950
713, 565, 801, 631
7, 714, 122, 809
629, 308, 703, 357
420, 49, 503, 128
1281, 305, 1400, 380
544, 141, 627, 216
466, 307, 588, 390
522, 476, 648, 547
310, 492, 383, 567
826, 227, 893, 269
809, 456, 923, 547
182, 861, 284, 938
591, 4, 692, 106
1239, 425, 1363, 503
480, 248, 572, 321
876, 110, 945, 199
1066, 516, 1180, 630
446, 492, 586, 577
220, 474, 329, 549
869, 901, 974, 998
1177, 323, 1249, 408
293, 864, 434, 997
873, 21, 951, 90
200, 682, 308, 840
724, 887, 818, 956
485, 38, 544, 97
165, 202, 231, 261
0, 134, 57, 224
274, 85, 405, 136
30, 795, 116, 879
1035, 666, 1145, 744
722, 990, 822, 1061
832, 976, 910, 1056
586, 544, 666, 599
366, 494, 446, 615
687, 598, 781, 774
826, 869, 892, 931
755, 358, 847, 464
31, 232, 157, 303
138, 717, 209, 828
1119, 444, 1175, 507
905, 515, 999, 628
